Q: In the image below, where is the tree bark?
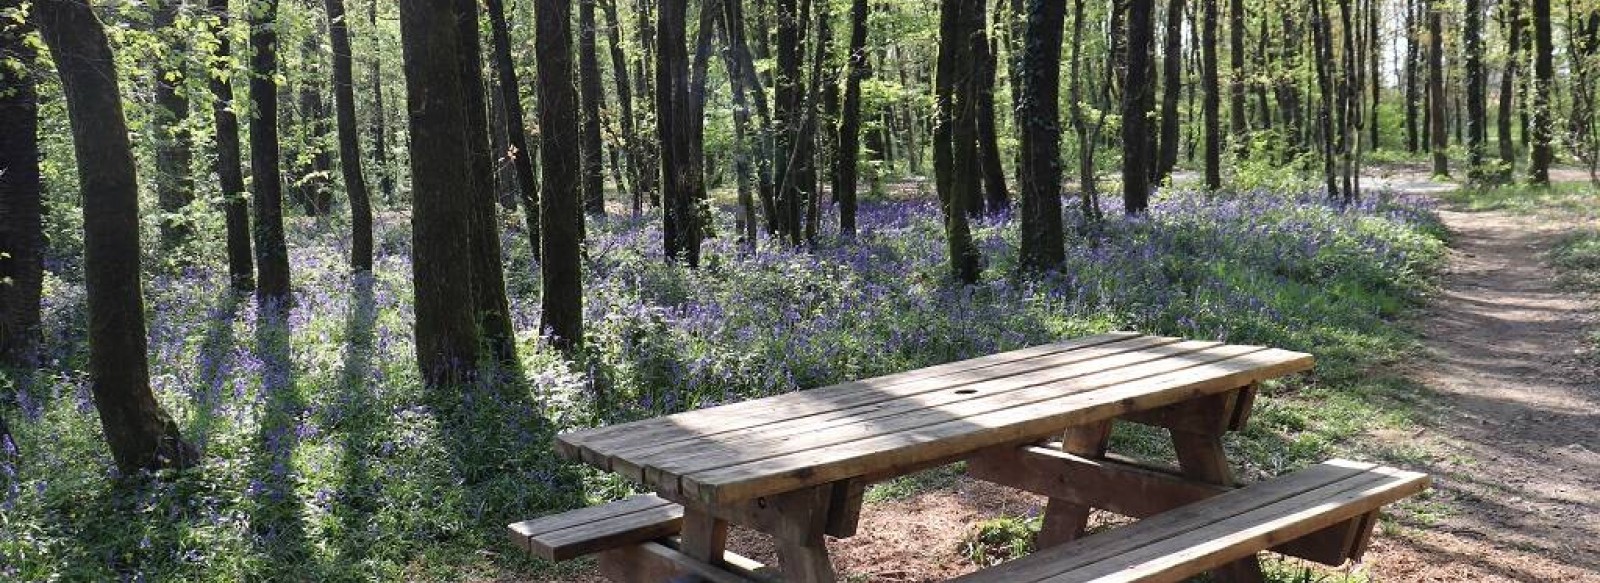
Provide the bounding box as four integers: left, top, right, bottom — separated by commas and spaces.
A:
485, 0, 542, 261
774, 0, 805, 244
1465, 0, 1486, 181
1125, 0, 1156, 213
250, 0, 293, 310
327, 0, 374, 273
1311, 0, 1341, 198
935, 0, 981, 283
1529, 0, 1552, 184
1428, 0, 1449, 177
35, 0, 197, 473
1405, 0, 1419, 152
1018, 0, 1065, 270
0, 16, 43, 370
1202, 0, 1221, 189
369, 0, 395, 202
975, 21, 1009, 214
400, 0, 482, 387
1497, 0, 1522, 180
205, 0, 254, 293
1156, 0, 1185, 183
538, 0, 586, 352
833, 0, 869, 237
152, 0, 194, 253
600, 0, 644, 214
580, 0, 608, 216
1228, 0, 1247, 154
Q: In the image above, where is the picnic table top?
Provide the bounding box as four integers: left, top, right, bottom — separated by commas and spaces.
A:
556, 332, 1313, 506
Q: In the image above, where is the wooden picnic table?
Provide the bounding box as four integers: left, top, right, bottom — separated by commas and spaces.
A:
555, 332, 1315, 582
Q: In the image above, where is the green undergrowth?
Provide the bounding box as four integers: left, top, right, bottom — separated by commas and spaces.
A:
1442, 181, 1600, 219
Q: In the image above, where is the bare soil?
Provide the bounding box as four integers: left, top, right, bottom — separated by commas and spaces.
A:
543, 180, 1600, 582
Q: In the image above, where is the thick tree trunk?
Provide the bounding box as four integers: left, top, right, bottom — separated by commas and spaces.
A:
580, 0, 608, 216
1465, 0, 1486, 181
774, 0, 805, 245
1428, 0, 1449, 176
399, 0, 482, 387
1125, 0, 1155, 213
1529, 0, 1552, 183
485, 0, 542, 261
538, 0, 586, 352
1228, 0, 1247, 155
935, 0, 981, 283
152, 0, 194, 253
1202, 0, 1221, 189
1497, 0, 1522, 180
0, 17, 43, 370
35, 0, 197, 473
658, 0, 702, 262
1156, 0, 1185, 183
833, 0, 869, 237
206, 0, 254, 292
326, 0, 374, 273
250, 0, 293, 309
1018, 0, 1065, 270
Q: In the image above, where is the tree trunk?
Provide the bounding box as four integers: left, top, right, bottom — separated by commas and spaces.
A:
935, 0, 981, 283
206, 0, 254, 292
295, 29, 335, 216
975, 21, 1010, 214
326, 0, 374, 273
1228, 0, 1247, 155
1367, 0, 1379, 148
689, 0, 723, 238
600, 0, 644, 214
1465, 0, 1486, 181
152, 0, 194, 253
485, 0, 542, 261
1018, 0, 1065, 270
369, 0, 395, 202
1202, 0, 1221, 189
801, 0, 826, 241
1125, 0, 1155, 213
538, 0, 586, 352
775, 0, 806, 245
1276, 11, 1303, 157
35, 0, 197, 473
723, 0, 776, 235
399, 0, 482, 387
1529, 0, 1552, 184
1156, 0, 1185, 183
580, 0, 608, 216
250, 0, 293, 309
1497, 0, 1522, 180
833, 0, 869, 237
634, 0, 661, 208
1069, 0, 1102, 221
1405, 0, 1419, 152
0, 17, 43, 370
658, 0, 702, 262
1428, 0, 1449, 177
1311, 0, 1341, 198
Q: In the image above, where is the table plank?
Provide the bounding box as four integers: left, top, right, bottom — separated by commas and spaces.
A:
679, 347, 1312, 504
556, 332, 1142, 462
647, 342, 1254, 485
608, 338, 1215, 482
589, 335, 1186, 475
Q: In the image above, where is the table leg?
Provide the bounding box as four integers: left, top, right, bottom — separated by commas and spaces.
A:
1171, 430, 1265, 583
678, 508, 729, 567
774, 486, 837, 583
1036, 420, 1115, 548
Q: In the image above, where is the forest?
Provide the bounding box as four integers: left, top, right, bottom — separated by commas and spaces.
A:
0, 0, 1597, 580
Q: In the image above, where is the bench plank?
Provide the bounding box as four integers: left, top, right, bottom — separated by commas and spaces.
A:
954, 460, 1429, 583
680, 348, 1312, 504
507, 494, 685, 561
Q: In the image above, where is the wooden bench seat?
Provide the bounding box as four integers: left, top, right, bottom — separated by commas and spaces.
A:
506, 494, 684, 561
955, 459, 1429, 583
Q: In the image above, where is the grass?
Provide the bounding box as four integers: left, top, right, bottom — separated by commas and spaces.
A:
1441, 182, 1600, 219
0, 186, 1450, 581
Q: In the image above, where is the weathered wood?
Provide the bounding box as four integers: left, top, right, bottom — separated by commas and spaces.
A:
773, 485, 837, 582
679, 509, 730, 566
631, 339, 1221, 484
824, 479, 866, 538
598, 540, 776, 583
1272, 514, 1366, 566
1035, 421, 1113, 548
557, 332, 1141, 461
506, 494, 683, 561
1120, 388, 1243, 436
681, 347, 1312, 504
1170, 430, 1263, 583
659, 485, 836, 545
954, 460, 1430, 582
968, 443, 1230, 520
599, 335, 1187, 476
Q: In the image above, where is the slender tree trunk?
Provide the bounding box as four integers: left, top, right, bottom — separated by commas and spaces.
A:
295, 29, 335, 216
1125, 0, 1155, 213
833, 0, 869, 237
801, 0, 826, 241
152, 0, 195, 253
35, 0, 197, 473
1405, 0, 1419, 152
1156, 0, 1185, 183
975, 21, 1009, 214
1202, 0, 1222, 189
207, 0, 254, 292
1069, 0, 1102, 220
659, 0, 702, 262
580, 0, 608, 216
1277, 11, 1304, 156
1529, 0, 1552, 183
0, 17, 43, 370
250, 0, 292, 309
723, 0, 776, 234
774, 0, 805, 244
538, 0, 586, 353
1367, 0, 1379, 148
935, 0, 981, 283
327, 0, 374, 272
1018, 0, 1065, 270
600, 0, 644, 213
369, 0, 395, 202
634, 0, 661, 208
1428, 0, 1449, 176
1465, 0, 1486, 181
1497, 0, 1522, 180
1311, 0, 1341, 198
486, 0, 542, 260
400, 0, 482, 387
1228, 0, 1247, 155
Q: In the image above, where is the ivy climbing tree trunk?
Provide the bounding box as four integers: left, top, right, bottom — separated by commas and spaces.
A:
36, 0, 198, 473
1465, 0, 1486, 182
1529, 0, 1552, 184
1018, 0, 1066, 270
934, 0, 981, 283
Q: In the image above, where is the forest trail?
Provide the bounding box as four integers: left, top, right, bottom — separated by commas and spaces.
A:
1364, 188, 1600, 582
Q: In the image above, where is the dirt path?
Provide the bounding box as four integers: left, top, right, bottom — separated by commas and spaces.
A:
1361, 195, 1600, 582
